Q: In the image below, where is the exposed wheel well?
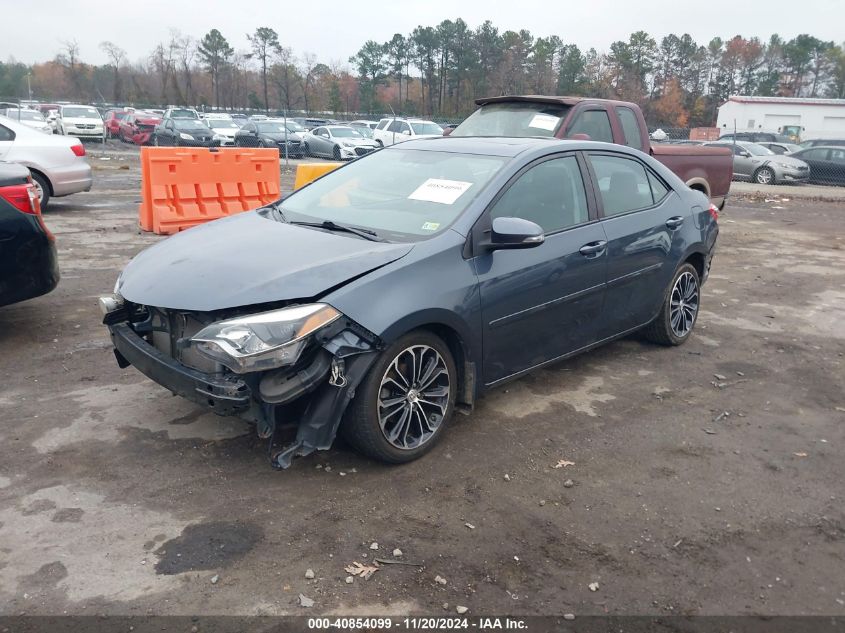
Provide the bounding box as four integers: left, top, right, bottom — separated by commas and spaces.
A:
685, 252, 705, 279
688, 182, 708, 196
415, 323, 475, 411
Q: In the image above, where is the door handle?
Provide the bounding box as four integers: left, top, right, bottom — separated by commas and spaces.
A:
665, 216, 685, 229
579, 240, 607, 257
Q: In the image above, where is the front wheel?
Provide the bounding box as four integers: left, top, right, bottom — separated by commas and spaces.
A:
754, 166, 775, 185
341, 331, 457, 464
642, 263, 700, 346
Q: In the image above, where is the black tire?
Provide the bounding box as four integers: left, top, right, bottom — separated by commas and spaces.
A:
754, 166, 775, 185
341, 330, 457, 464
258, 139, 266, 148
376, 140, 384, 148
333, 145, 341, 161
642, 263, 700, 346
30, 172, 50, 210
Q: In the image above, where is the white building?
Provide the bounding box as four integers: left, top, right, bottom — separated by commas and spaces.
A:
716, 95, 845, 141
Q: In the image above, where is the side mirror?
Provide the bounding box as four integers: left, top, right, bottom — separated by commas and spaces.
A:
739, 150, 751, 158
486, 217, 545, 250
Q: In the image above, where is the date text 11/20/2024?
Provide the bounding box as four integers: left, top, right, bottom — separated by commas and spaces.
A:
307, 617, 529, 630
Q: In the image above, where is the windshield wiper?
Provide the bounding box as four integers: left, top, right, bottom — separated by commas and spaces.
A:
288, 220, 385, 242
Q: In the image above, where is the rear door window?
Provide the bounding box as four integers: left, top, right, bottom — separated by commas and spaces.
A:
616, 107, 643, 151
0, 124, 15, 141
567, 109, 614, 143
589, 154, 656, 216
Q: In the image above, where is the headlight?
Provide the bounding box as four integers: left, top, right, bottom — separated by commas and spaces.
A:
180, 133, 194, 140
342, 141, 354, 147
191, 303, 341, 373
213, 134, 225, 141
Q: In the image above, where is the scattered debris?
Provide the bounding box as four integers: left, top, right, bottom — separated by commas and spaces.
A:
564, 614, 575, 621
392, 548, 403, 558
464, 522, 476, 530
713, 411, 730, 422
345, 561, 380, 579
435, 575, 448, 585
553, 460, 575, 469
673, 539, 683, 548
456, 605, 469, 615
345, 576, 354, 584
794, 452, 808, 457
305, 569, 315, 579
370, 542, 379, 550
714, 373, 727, 381
703, 428, 717, 435
210, 574, 219, 585
514, 556, 520, 562
298, 593, 314, 608
442, 603, 449, 610
588, 582, 599, 592
374, 558, 423, 567
503, 474, 511, 482
564, 479, 574, 488
539, 500, 546, 506
339, 471, 347, 477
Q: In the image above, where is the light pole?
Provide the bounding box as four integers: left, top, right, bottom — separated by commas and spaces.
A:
26, 72, 32, 103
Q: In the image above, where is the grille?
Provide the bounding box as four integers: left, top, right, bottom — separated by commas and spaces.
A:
149, 308, 221, 374
355, 147, 374, 156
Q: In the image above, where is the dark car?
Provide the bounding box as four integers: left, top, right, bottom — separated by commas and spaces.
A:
798, 138, 845, 149
789, 146, 845, 185
234, 120, 304, 157
103, 109, 130, 138
0, 162, 59, 307
719, 132, 793, 143
99, 137, 718, 469
152, 118, 218, 147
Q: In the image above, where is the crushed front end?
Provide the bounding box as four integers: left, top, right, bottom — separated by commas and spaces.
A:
100, 296, 380, 468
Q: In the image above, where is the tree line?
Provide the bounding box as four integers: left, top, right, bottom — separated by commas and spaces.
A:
1, 21, 843, 127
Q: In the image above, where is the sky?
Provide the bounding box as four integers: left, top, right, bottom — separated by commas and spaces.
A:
2, 0, 844, 67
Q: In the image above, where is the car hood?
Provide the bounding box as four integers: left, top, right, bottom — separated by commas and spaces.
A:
117, 210, 414, 312
63, 117, 102, 125
338, 137, 378, 146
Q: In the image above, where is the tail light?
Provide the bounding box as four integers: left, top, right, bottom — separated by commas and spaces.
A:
0, 181, 55, 241
708, 203, 719, 221
0, 183, 38, 215
70, 143, 86, 157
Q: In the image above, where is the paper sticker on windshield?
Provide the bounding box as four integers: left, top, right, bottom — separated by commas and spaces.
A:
421, 222, 440, 231
408, 179, 473, 205
528, 113, 559, 131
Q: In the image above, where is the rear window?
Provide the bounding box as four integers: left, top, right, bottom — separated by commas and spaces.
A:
452, 102, 571, 138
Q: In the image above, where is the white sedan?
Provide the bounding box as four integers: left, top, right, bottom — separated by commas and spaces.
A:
0, 115, 93, 208
1, 109, 52, 135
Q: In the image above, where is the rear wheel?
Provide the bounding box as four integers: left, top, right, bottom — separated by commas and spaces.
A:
754, 166, 775, 185
643, 263, 700, 346
342, 331, 457, 464
30, 172, 50, 210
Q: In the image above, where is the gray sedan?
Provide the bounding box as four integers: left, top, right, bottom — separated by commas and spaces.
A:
705, 140, 809, 185
303, 125, 380, 160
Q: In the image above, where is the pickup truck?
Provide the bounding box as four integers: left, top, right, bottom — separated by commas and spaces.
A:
450, 95, 732, 209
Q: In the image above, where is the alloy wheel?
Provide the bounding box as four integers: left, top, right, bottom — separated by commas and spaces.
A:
669, 271, 699, 337
377, 345, 450, 450
756, 168, 774, 185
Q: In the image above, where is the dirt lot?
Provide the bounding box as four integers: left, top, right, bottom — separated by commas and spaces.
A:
0, 147, 843, 617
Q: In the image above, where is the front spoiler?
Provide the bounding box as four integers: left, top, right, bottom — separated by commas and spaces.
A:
110, 323, 251, 416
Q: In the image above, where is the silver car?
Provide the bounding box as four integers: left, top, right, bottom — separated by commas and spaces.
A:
705, 140, 810, 185
0, 115, 93, 208
303, 125, 380, 160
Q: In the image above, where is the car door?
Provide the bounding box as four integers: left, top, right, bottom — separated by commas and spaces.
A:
473, 153, 608, 385
795, 149, 827, 182
586, 152, 683, 338
829, 148, 845, 184
318, 128, 333, 156
715, 143, 753, 178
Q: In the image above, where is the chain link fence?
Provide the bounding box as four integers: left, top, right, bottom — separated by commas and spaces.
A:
649, 125, 845, 187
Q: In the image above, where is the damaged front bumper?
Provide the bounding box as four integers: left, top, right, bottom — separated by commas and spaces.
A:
104, 301, 380, 468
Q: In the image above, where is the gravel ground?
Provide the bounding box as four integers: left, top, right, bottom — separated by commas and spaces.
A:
0, 153, 843, 617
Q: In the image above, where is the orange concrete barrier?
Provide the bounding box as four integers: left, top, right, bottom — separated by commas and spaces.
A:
293, 162, 344, 190
139, 147, 281, 235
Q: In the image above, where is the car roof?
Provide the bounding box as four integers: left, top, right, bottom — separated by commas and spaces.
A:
385, 135, 628, 157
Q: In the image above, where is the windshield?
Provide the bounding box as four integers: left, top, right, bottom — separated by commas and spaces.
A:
206, 119, 238, 129
285, 121, 305, 133
256, 122, 289, 133
744, 143, 774, 156
10, 110, 45, 121
174, 119, 206, 130
452, 102, 571, 138
63, 106, 100, 119
170, 109, 198, 118
330, 127, 363, 138
278, 148, 506, 240
410, 122, 443, 135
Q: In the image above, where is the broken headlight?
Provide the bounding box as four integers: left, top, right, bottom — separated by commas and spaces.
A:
191, 303, 341, 374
